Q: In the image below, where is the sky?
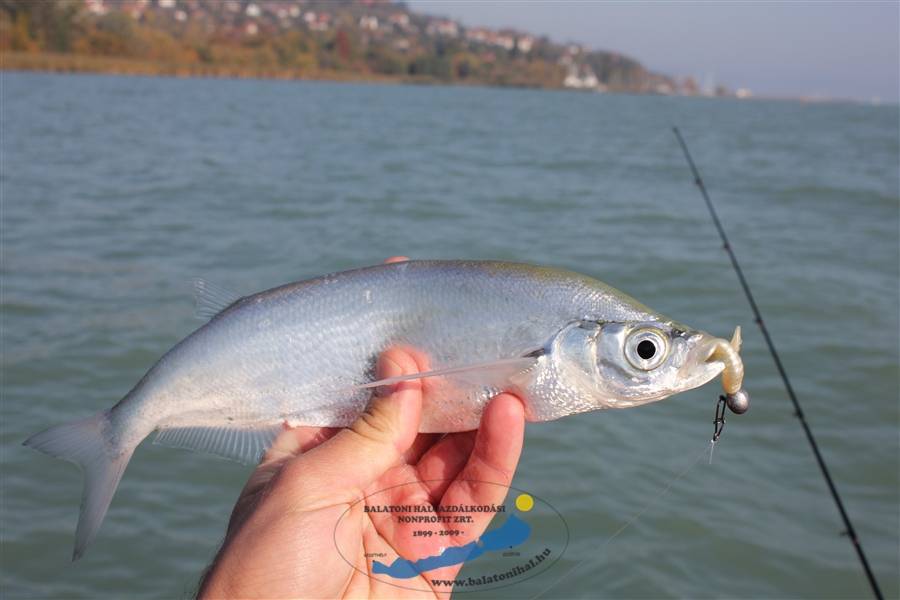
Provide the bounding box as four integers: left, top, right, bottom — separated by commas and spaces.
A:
407, 1, 900, 102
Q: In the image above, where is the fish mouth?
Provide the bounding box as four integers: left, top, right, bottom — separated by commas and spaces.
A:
682, 347, 726, 391
691, 327, 744, 394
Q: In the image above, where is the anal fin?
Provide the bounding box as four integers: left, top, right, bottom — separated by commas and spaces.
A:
153, 422, 283, 465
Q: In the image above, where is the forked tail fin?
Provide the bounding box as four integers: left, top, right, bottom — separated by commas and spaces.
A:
23, 410, 134, 560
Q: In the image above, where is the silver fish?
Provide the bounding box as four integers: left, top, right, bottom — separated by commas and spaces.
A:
24, 260, 745, 559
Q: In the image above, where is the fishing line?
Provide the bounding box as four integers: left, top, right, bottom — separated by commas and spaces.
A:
529, 441, 712, 599
525, 129, 721, 598
672, 127, 884, 600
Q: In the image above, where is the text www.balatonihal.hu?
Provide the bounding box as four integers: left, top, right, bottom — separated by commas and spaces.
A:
430, 548, 552, 588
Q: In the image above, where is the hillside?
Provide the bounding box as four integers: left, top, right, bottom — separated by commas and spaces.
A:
1, 0, 689, 94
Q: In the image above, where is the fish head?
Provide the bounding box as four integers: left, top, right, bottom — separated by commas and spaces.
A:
553, 320, 742, 409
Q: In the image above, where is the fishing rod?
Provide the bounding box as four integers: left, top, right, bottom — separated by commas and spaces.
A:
672, 127, 884, 600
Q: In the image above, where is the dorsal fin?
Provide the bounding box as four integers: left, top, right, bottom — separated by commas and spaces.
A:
192, 278, 241, 320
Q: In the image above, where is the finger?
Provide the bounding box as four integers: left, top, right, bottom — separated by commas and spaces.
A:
368, 435, 463, 531
414, 431, 477, 503
272, 348, 425, 508
438, 394, 525, 531
381, 344, 434, 466
384, 256, 410, 264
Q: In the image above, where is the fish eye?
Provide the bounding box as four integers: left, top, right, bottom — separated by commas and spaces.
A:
625, 328, 669, 370
637, 340, 656, 359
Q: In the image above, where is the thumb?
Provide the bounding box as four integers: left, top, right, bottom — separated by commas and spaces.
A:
274, 348, 424, 508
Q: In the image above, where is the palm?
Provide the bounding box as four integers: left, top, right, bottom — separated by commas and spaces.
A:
200, 341, 524, 600
351, 420, 520, 597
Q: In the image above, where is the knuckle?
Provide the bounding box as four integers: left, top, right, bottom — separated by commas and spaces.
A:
350, 400, 396, 445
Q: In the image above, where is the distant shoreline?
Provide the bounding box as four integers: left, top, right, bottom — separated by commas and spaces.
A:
0, 51, 563, 90
1, 51, 410, 85
1, 52, 885, 107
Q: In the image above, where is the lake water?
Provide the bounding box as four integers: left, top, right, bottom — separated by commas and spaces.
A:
1, 72, 897, 599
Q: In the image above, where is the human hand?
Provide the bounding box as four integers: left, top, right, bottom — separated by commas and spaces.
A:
198, 261, 526, 598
